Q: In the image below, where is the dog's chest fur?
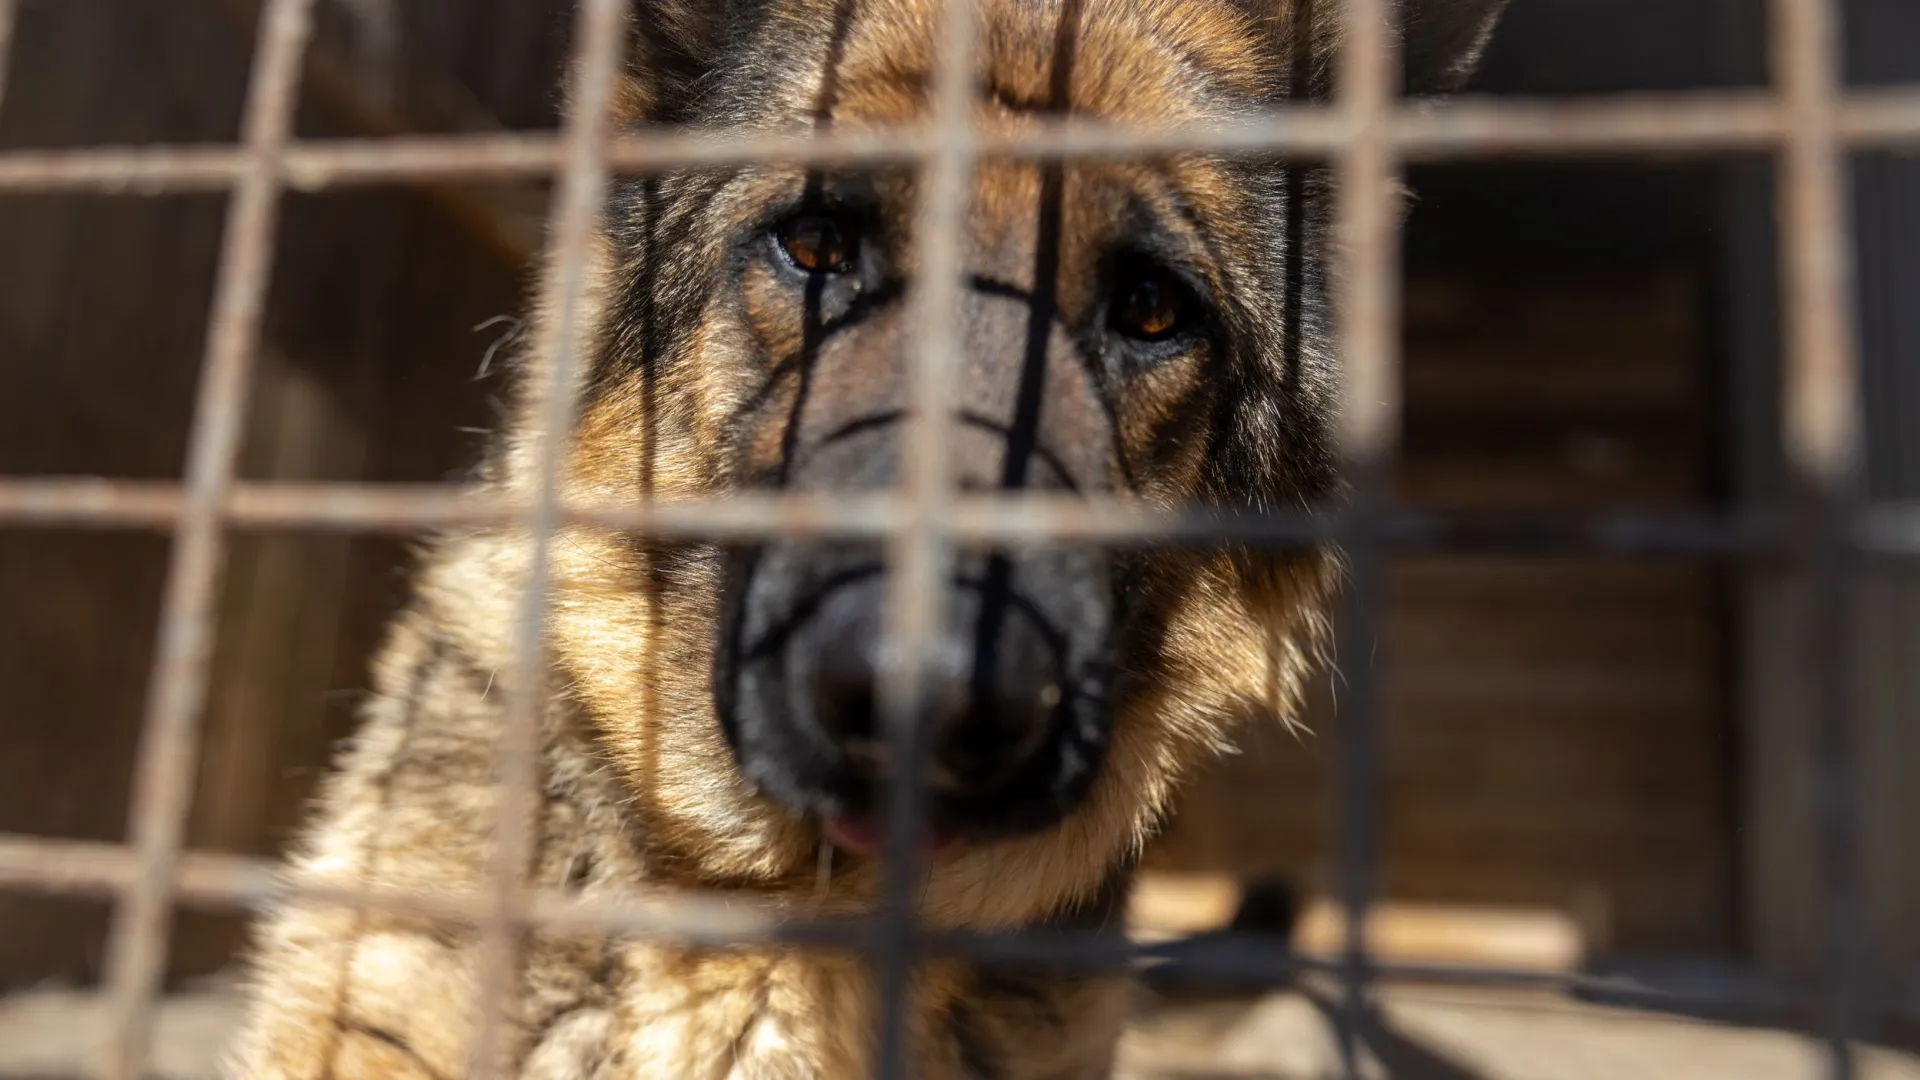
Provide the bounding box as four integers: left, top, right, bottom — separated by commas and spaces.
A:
226, 597, 1129, 1080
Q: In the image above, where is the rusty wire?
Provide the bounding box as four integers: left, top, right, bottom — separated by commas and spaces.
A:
867, 0, 974, 1073
1774, 0, 1863, 485
1326, 0, 1399, 1072
7, 830, 1920, 1017
0, 0, 15, 118
1769, 0, 1868, 1077
458, 1, 629, 1078
21, 477, 1920, 559
4, 90, 1920, 197
0, 0, 1909, 1077
91, 2, 314, 1078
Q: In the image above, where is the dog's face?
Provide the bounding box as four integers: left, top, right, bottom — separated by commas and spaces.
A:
495, 0, 1503, 923
706, 0, 1335, 861
713, 164, 1205, 849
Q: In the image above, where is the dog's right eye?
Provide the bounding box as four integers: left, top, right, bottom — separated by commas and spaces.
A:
775, 214, 859, 274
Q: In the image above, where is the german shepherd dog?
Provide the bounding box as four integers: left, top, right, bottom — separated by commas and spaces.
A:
229, 1, 1504, 1076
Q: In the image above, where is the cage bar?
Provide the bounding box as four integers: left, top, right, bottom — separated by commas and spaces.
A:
5, 90, 1920, 197
1773, 2, 1863, 485
457, 1, 629, 1078
90, 2, 316, 1078
0, 0, 16, 117
0, 479, 1819, 550
21, 478, 1920, 561
7, 829, 1920, 1024
869, 0, 978, 1073
1769, 0, 1868, 1077
1326, 0, 1401, 1075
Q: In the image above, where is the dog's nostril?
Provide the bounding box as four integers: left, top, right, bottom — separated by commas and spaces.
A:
810, 668, 879, 745
810, 638, 879, 747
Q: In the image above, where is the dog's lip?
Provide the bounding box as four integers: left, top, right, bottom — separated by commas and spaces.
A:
820, 814, 959, 858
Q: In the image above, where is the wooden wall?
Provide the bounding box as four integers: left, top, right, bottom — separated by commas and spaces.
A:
1150, 270, 1736, 956
1718, 0, 1920, 987
1141, 0, 1747, 964
0, 0, 524, 987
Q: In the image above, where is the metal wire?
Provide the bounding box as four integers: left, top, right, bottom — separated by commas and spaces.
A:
0, 0, 16, 118
3, 90, 1920, 196
9, 831, 1920, 1021
20, 477, 1920, 560
91, 2, 314, 1078
0, 0, 1909, 1077
462, 1, 627, 1078
1327, 0, 1398, 1074
870, 0, 976, 1072
1769, 0, 1868, 1077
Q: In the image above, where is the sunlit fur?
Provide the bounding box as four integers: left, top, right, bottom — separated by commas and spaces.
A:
228, 1, 1503, 1077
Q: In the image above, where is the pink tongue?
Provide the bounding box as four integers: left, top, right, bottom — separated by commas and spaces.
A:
822, 816, 957, 857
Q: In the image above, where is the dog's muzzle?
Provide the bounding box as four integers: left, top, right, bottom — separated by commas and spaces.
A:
714, 416, 1118, 845
718, 538, 1116, 846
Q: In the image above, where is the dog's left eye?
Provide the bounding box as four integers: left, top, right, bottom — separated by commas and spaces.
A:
776, 214, 859, 274
1110, 263, 1197, 343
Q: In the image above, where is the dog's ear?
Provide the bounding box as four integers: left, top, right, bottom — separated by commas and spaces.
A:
620, 0, 741, 124
1399, 0, 1510, 94
1249, 0, 1507, 98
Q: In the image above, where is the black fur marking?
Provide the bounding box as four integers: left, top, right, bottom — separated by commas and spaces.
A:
336, 1020, 452, 1080
1273, 0, 1331, 512
736, 562, 884, 665
778, 408, 1085, 494
737, 562, 1077, 668
964, 273, 1039, 303
775, 247, 830, 487
564, 852, 596, 890
947, 999, 1006, 1080
955, 409, 1082, 493
975, 970, 1065, 1034
771, 0, 861, 487
725, 276, 908, 441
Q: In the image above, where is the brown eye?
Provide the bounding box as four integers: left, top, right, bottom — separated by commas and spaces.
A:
1111, 267, 1192, 342
777, 214, 858, 274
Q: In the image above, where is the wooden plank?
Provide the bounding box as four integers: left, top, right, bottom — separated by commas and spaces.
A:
0, 0, 247, 988
1154, 267, 1732, 953
0, 0, 522, 986
1293, 899, 1588, 972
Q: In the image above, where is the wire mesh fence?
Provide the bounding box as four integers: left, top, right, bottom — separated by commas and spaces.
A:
0, 0, 1916, 1078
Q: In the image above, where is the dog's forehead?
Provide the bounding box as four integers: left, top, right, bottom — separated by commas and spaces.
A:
736, 0, 1275, 128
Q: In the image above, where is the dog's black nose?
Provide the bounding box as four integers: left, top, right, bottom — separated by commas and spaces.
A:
793, 576, 1062, 793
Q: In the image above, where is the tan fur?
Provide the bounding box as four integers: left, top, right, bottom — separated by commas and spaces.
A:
225, 0, 1501, 1075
